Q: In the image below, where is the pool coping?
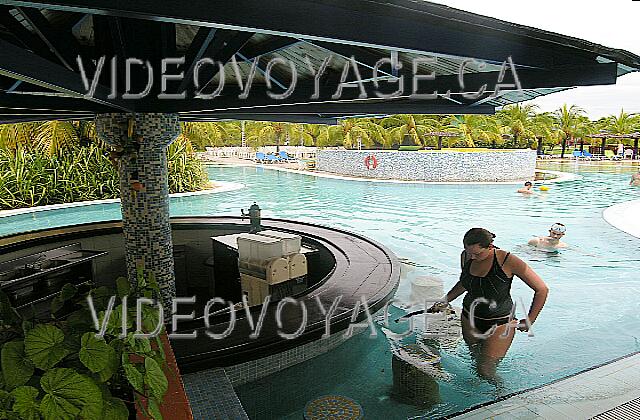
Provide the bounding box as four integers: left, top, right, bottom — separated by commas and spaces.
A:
602, 199, 640, 239
205, 162, 578, 185
441, 350, 640, 420
0, 180, 245, 219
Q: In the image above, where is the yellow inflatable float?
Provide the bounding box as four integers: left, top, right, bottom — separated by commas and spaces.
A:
539, 185, 550, 191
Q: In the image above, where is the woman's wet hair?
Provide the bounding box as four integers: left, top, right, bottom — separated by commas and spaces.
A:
463, 228, 496, 248
524, 181, 532, 186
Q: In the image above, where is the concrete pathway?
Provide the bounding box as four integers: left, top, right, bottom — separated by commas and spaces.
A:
603, 199, 640, 239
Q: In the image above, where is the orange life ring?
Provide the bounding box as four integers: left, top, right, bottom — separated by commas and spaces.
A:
364, 154, 378, 170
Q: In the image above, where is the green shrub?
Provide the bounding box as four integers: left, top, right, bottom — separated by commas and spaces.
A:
0, 271, 168, 420
0, 142, 208, 210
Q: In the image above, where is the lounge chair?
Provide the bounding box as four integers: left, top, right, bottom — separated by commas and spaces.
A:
582, 151, 595, 160
255, 152, 267, 163
265, 153, 282, 163
278, 150, 295, 161
624, 149, 634, 160
604, 150, 621, 160
572, 150, 583, 159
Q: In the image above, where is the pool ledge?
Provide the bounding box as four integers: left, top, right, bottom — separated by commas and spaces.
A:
445, 351, 640, 419
0, 180, 245, 219
603, 199, 640, 239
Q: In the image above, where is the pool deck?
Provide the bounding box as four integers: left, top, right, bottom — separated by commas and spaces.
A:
603, 199, 640, 239
447, 352, 640, 419
0, 180, 244, 219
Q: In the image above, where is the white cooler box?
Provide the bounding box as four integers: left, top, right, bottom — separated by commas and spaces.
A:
256, 230, 302, 255
237, 233, 287, 261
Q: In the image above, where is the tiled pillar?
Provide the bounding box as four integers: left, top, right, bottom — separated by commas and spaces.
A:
95, 113, 180, 307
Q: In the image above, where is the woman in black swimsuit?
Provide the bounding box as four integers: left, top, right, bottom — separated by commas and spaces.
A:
402, 228, 548, 382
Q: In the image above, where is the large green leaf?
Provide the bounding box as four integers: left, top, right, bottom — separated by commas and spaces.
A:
144, 358, 167, 401
126, 333, 152, 356
1, 341, 34, 389
24, 325, 70, 370
0, 389, 11, 410
81, 287, 113, 312
104, 304, 131, 336
141, 305, 162, 335
39, 368, 102, 420
66, 309, 94, 331
148, 396, 163, 420
115, 278, 130, 299
0, 288, 21, 327
103, 397, 129, 420
123, 363, 144, 394
79, 333, 116, 374
10, 386, 40, 420
50, 283, 78, 314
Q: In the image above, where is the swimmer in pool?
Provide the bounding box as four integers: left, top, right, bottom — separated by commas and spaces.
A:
517, 181, 534, 194
528, 223, 567, 250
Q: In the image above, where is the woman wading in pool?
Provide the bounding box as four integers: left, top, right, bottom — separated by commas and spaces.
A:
401, 228, 548, 382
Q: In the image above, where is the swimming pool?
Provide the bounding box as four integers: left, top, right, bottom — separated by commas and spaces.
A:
2, 161, 639, 419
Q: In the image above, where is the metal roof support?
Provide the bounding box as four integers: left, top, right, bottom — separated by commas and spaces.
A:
0, 37, 132, 111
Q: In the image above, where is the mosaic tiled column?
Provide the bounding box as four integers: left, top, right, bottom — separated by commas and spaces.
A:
95, 113, 180, 307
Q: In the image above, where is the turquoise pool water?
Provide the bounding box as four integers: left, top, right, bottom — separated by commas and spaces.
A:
2, 162, 640, 419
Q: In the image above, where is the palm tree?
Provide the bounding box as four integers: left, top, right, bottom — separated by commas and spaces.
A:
34, 120, 80, 156
245, 122, 288, 151
553, 104, 586, 158
380, 114, 433, 148
295, 124, 321, 146
419, 116, 460, 149
449, 115, 502, 148
320, 119, 389, 149
602, 110, 637, 154
179, 122, 227, 150
0, 122, 39, 152
530, 112, 556, 154
497, 104, 539, 148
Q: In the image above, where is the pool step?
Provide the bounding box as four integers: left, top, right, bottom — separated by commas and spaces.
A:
182, 367, 249, 420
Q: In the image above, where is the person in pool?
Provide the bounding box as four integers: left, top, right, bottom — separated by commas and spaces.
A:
398, 228, 548, 382
517, 181, 534, 194
528, 223, 567, 249
630, 170, 640, 186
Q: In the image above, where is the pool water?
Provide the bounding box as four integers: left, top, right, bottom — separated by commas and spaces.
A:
2, 161, 640, 419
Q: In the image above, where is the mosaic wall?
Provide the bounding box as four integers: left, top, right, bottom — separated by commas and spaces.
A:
182, 329, 365, 418
317, 150, 537, 182
223, 329, 358, 386
95, 113, 180, 306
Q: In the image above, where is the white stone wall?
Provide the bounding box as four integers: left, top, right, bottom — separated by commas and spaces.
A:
316, 150, 537, 182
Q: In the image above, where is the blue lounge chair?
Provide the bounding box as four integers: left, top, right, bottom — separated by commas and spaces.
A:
265, 153, 282, 163
255, 152, 266, 163
582, 151, 595, 160
572, 150, 583, 159
278, 150, 295, 161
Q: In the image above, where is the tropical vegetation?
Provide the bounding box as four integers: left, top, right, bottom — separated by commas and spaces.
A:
0, 121, 209, 210
1, 106, 639, 210
0, 271, 168, 420
138, 106, 640, 156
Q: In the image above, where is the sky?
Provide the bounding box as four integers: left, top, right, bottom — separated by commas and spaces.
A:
429, 0, 640, 119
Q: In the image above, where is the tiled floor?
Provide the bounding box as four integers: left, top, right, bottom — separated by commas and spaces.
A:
450, 353, 640, 420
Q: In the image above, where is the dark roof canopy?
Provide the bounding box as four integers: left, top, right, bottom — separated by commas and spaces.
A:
0, 0, 638, 124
